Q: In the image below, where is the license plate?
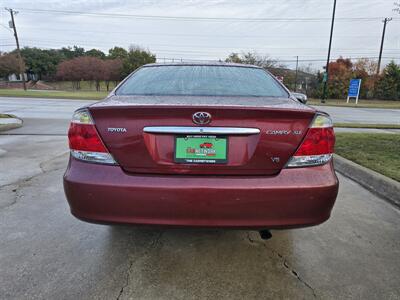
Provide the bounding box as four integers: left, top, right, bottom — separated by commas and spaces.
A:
174, 135, 228, 164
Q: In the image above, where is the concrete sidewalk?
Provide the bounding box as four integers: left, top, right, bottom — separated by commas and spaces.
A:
0, 115, 23, 132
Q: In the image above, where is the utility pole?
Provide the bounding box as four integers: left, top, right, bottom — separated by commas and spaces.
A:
294, 56, 299, 92
5, 8, 26, 90
321, 0, 337, 104
377, 17, 392, 75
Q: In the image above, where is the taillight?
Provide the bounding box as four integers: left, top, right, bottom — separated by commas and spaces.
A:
286, 114, 335, 168
68, 109, 117, 165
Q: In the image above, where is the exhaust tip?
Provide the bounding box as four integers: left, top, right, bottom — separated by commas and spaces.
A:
259, 230, 272, 240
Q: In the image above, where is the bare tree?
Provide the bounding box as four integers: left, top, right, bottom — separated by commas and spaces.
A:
0, 53, 21, 79
103, 59, 123, 91
57, 56, 107, 90
57, 56, 125, 91
56, 58, 81, 89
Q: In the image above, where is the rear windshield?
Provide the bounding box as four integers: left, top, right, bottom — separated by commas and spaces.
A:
116, 65, 288, 97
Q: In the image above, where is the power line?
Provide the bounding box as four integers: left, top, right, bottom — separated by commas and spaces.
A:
3, 36, 399, 57
0, 23, 13, 32
3, 45, 398, 60
9, 37, 400, 52
13, 7, 400, 23
158, 56, 399, 63
15, 25, 386, 39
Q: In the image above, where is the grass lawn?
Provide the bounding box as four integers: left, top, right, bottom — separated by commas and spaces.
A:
309, 98, 400, 109
0, 113, 13, 118
45, 81, 118, 91
0, 89, 107, 100
335, 133, 400, 182
334, 123, 400, 129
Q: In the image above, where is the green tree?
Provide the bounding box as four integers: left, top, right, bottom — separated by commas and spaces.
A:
108, 47, 128, 60
85, 48, 106, 59
59, 46, 85, 59
121, 46, 156, 78
19, 47, 64, 80
374, 61, 400, 100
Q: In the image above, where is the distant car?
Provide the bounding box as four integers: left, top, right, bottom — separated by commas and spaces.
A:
291, 92, 308, 104
200, 142, 213, 148
64, 63, 338, 230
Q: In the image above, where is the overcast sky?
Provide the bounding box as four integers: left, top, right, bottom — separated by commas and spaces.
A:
1, 0, 399, 70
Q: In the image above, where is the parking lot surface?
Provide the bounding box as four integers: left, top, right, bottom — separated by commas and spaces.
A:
1, 97, 400, 299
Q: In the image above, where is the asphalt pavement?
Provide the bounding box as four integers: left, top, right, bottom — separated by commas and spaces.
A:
0, 97, 94, 119
0, 97, 94, 135
315, 105, 400, 125
1, 96, 400, 299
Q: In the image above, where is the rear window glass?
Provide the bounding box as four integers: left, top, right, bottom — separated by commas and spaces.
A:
116, 65, 288, 97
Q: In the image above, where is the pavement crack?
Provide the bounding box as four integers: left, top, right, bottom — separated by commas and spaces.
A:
1, 152, 67, 190
0, 177, 37, 210
264, 244, 317, 298
116, 260, 134, 300
0, 153, 68, 210
115, 231, 164, 300
38, 151, 69, 173
246, 232, 317, 298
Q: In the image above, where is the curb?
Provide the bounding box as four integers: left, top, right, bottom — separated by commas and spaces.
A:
334, 154, 400, 208
0, 114, 23, 132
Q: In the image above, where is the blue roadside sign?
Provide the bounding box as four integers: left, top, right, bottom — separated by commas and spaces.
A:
348, 79, 361, 98
347, 79, 361, 104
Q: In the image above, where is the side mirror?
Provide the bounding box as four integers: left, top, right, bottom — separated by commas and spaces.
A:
292, 92, 308, 104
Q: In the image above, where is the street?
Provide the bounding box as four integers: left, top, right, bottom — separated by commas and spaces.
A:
315, 106, 400, 125
0, 97, 94, 135
0, 97, 399, 136
1, 96, 400, 299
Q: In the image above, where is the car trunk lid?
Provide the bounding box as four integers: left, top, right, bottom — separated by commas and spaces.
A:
89, 95, 316, 175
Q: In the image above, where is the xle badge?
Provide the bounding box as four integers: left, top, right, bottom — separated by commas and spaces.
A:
266, 130, 302, 135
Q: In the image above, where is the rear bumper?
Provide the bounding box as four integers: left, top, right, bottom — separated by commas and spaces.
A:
63, 157, 339, 229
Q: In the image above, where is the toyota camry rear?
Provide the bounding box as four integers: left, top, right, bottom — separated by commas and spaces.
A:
63, 63, 338, 229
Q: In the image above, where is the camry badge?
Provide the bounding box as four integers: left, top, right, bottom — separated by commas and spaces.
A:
266, 130, 302, 135
192, 112, 212, 125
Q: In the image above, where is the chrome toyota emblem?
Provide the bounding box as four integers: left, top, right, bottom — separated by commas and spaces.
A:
192, 112, 211, 125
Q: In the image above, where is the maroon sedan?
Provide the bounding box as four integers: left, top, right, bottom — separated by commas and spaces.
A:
64, 63, 338, 231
